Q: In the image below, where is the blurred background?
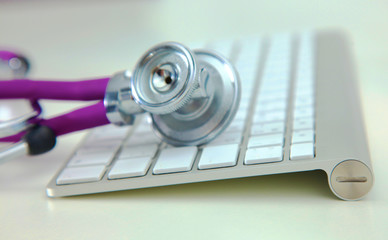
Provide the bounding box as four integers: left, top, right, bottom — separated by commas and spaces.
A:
0, 0, 387, 81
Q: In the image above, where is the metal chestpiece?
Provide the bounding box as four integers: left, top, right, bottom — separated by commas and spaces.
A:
104, 42, 241, 146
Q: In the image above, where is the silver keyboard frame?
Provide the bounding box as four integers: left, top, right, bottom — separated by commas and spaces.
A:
46, 30, 373, 200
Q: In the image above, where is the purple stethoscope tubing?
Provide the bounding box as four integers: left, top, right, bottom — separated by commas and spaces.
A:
0, 78, 109, 101
0, 78, 111, 142
0, 50, 19, 61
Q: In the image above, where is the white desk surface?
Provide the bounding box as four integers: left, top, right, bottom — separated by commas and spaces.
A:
1, 0, 387, 239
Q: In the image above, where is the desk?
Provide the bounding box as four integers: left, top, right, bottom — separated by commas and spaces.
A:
1, 0, 387, 239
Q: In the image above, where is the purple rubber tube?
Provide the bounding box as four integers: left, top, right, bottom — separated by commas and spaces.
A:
41, 101, 110, 136
0, 101, 110, 142
0, 78, 110, 101
0, 50, 19, 61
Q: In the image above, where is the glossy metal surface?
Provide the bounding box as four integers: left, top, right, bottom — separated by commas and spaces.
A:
0, 54, 36, 139
104, 70, 144, 126
330, 160, 373, 200
8, 56, 30, 78
0, 141, 28, 164
129, 42, 240, 146
131, 42, 198, 115
151, 50, 240, 146
0, 110, 38, 138
0, 56, 29, 80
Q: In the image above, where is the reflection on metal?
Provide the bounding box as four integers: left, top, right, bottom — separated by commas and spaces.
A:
330, 160, 373, 200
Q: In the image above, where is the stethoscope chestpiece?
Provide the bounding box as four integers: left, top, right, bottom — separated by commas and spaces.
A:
0, 44, 239, 163
131, 42, 199, 115
131, 42, 241, 146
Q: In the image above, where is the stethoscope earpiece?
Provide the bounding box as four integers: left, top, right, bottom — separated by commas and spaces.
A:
0, 51, 30, 79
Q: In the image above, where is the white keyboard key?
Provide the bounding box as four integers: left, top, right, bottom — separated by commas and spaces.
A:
248, 133, 284, 148
255, 100, 287, 112
208, 131, 243, 146
253, 110, 286, 123
83, 128, 124, 147
239, 99, 251, 110
290, 142, 315, 160
293, 118, 314, 130
82, 139, 122, 149
68, 149, 117, 167
294, 95, 314, 107
234, 108, 249, 121
119, 144, 158, 159
244, 145, 283, 164
292, 130, 315, 144
241, 92, 253, 100
134, 122, 154, 134
198, 144, 239, 169
257, 90, 288, 102
260, 81, 289, 92
295, 74, 314, 86
125, 132, 160, 146
224, 124, 244, 134
293, 107, 314, 119
108, 156, 152, 179
153, 147, 197, 174
228, 119, 245, 130
77, 143, 120, 155
57, 165, 106, 185
295, 85, 314, 97
251, 121, 285, 136
296, 76, 314, 88
235, 37, 261, 68
238, 69, 256, 83
87, 125, 129, 141
238, 36, 261, 57
91, 124, 130, 136
224, 120, 245, 134
263, 68, 290, 77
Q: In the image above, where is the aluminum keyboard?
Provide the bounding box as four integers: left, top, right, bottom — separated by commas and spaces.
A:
46, 31, 373, 200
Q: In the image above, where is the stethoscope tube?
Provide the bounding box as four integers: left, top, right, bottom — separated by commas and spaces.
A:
0, 78, 112, 143
0, 78, 109, 101
0, 101, 109, 142
0, 42, 241, 161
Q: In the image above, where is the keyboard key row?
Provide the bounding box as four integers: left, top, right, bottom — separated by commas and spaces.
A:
57, 165, 106, 185
56, 33, 318, 186
245, 145, 283, 164
109, 156, 153, 179
289, 32, 316, 161
245, 34, 292, 165
198, 144, 239, 169
153, 147, 197, 174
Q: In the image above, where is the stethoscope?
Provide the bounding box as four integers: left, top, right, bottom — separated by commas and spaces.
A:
0, 42, 240, 163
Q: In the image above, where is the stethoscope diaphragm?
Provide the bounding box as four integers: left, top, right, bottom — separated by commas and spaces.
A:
131, 42, 199, 115
130, 42, 240, 146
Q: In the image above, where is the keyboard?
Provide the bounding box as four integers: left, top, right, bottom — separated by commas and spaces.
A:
46, 30, 374, 200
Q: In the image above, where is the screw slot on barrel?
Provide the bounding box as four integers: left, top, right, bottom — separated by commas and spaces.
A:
336, 176, 367, 183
